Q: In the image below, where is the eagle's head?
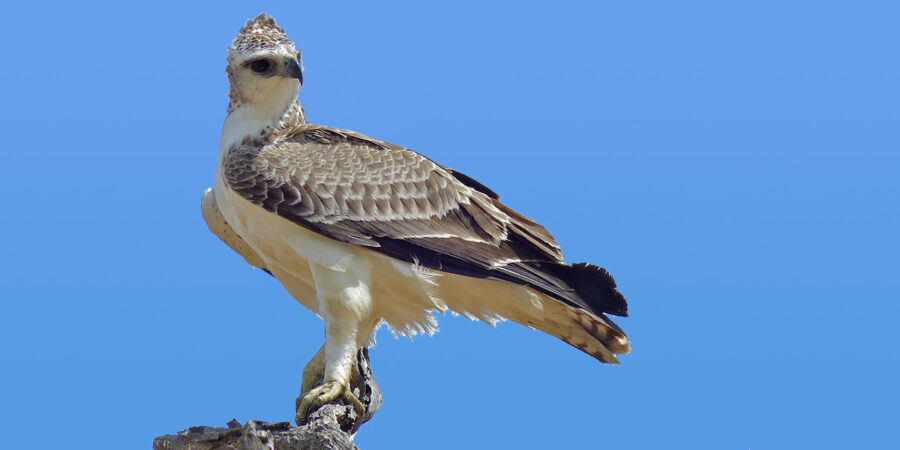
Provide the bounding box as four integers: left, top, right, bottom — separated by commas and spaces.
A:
226, 14, 303, 111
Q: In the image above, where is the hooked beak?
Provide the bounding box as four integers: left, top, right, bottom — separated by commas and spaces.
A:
285, 57, 303, 84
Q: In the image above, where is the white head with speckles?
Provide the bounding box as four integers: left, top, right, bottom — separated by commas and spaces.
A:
226, 14, 303, 121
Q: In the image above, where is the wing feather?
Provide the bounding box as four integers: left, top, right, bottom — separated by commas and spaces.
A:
223, 125, 627, 318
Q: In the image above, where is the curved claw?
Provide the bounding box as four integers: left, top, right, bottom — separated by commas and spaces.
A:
295, 381, 365, 425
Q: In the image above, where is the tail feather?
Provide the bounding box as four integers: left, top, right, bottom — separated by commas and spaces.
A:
492, 260, 630, 363
536, 296, 630, 365
431, 267, 630, 365
537, 263, 630, 363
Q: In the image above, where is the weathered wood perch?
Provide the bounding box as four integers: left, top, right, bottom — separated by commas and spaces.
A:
153, 348, 381, 450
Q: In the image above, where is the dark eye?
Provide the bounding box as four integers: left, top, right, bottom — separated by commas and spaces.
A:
249, 59, 271, 73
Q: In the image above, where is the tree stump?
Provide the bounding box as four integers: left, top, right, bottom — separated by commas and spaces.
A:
153, 348, 381, 450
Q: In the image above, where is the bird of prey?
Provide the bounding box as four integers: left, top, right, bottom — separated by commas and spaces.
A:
202, 14, 630, 425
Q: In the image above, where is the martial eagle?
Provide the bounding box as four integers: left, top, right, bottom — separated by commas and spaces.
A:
202, 14, 630, 424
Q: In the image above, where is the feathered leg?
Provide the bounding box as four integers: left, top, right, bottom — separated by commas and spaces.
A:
295, 263, 371, 424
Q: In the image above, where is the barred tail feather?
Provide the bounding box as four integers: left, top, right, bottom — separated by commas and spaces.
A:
530, 263, 630, 363
489, 262, 630, 363
524, 294, 630, 364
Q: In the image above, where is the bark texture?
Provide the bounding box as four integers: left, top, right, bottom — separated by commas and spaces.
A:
153, 349, 381, 450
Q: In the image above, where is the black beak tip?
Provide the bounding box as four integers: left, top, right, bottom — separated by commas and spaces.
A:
286, 58, 303, 84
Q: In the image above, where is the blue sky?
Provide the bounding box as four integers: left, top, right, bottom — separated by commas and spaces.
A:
1, 1, 898, 448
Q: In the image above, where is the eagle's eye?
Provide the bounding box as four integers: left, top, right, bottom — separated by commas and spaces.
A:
249, 59, 271, 73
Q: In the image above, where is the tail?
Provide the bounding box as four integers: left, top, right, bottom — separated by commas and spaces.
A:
532, 295, 631, 364
536, 262, 630, 363
433, 259, 631, 364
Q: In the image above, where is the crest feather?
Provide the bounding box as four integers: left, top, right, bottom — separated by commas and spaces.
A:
231, 13, 292, 54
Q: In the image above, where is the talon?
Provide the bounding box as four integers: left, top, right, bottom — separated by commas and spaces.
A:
295, 381, 365, 425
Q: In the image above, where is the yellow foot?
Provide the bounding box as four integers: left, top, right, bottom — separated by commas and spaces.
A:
295, 381, 365, 425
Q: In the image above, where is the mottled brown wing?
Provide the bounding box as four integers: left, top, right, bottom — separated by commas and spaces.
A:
224, 125, 627, 317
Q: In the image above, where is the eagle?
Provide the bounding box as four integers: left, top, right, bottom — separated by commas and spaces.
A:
202, 14, 630, 425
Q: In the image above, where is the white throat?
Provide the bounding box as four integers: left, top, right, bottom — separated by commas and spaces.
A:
219, 79, 299, 161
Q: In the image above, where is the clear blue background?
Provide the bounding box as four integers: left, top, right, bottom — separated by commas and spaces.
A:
1, 1, 897, 449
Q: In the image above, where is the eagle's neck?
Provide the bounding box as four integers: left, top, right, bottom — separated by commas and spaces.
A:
219, 82, 306, 162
